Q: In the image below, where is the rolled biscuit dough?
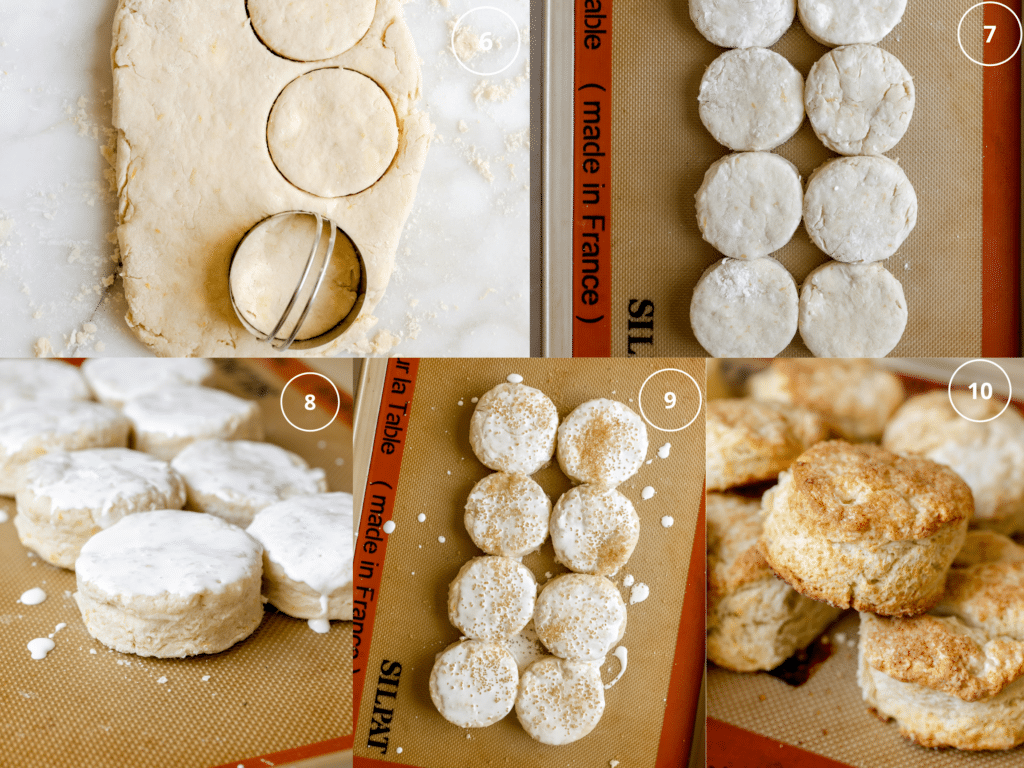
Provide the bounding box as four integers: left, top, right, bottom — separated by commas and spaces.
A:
799, 262, 907, 358
806, 44, 914, 156
689, 0, 796, 49
803, 156, 917, 263
696, 152, 803, 260
690, 257, 798, 358
699, 47, 804, 152
248, 0, 376, 61
113, 0, 429, 355
798, 0, 906, 46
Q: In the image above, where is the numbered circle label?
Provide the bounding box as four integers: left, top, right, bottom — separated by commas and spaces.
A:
958, 2, 1023, 67
451, 7, 522, 76
638, 368, 702, 433
948, 359, 1013, 423
281, 372, 341, 433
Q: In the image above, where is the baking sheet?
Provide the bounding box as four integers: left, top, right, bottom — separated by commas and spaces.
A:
707, 360, 1024, 767
0, 359, 353, 768
353, 358, 705, 767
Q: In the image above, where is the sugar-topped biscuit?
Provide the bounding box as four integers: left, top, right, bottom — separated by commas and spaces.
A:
464, 472, 551, 558
429, 639, 519, 728
550, 485, 640, 577
557, 399, 648, 489
469, 382, 558, 475
516, 656, 605, 745
534, 573, 627, 662
448, 556, 537, 641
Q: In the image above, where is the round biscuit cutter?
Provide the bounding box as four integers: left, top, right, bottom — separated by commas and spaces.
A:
228, 210, 366, 352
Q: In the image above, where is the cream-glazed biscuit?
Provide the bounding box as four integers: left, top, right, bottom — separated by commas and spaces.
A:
760, 441, 972, 616
706, 398, 827, 491
749, 359, 905, 442
246, 493, 354, 629
516, 656, 605, 745
707, 493, 842, 671
858, 532, 1024, 750
81, 359, 216, 408
464, 472, 550, 557
448, 556, 537, 641
550, 485, 640, 577
883, 391, 1024, 535
469, 382, 558, 475
429, 639, 519, 728
171, 439, 328, 527
534, 573, 627, 662
0, 401, 131, 495
0, 360, 92, 410
14, 448, 186, 570
123, 385, 264, 461
74, 510, 264, 657
557, 399, 648, 488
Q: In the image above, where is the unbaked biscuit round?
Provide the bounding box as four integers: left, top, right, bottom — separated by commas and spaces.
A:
806, 44, 914, 156
803, 156, 917, 263
14, 448, 186, 570
557, 399, 648, 489
550, 485, 640, 577
748, 360, 905, 442
689, 0, 796, 48
430, 639, 519, 728
469, 382, 558, 475
448, 556, 537, 641
81, 359, 215, 408
246, 493, 354, 625
798, 0, 906, 46
699, 47, 804, 152
696, 152, 803, 260
799, 262, 907, 358
268, 68, 398, 198
534, 573, 627, 662
690, 257, 799, 358
464, 472, 551, 558
75, 509, 264, 657
706, 398, 827, 491
0, 360, 91, 411
0, 402, 130, 496
516, 656, 606, 745
760, 440, 972, 616
123, 385, 264, 461
248, 0, 376, 61
171, 439, 328, 527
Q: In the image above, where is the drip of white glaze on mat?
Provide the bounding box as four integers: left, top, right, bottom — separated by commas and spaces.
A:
18, 588, 46, 605
629, 583, 650, 605
0, 510, 8, 523
383, 520, 396, 534
657, 443, 671, 459
661, 516, 674, 528
641, 486, 655, 500
308, 594, 331, 634
622, 574, 634, 587
604, 646, 628, 689
417, 513, 426, 522
506, 373, 523, 384
28, 638, 55, 660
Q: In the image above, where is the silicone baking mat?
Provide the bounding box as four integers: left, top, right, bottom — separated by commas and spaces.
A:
563, 0, 1021, 357
707, 360, 1024, 767
0, 359, 353, 768
352, 358, 705, 767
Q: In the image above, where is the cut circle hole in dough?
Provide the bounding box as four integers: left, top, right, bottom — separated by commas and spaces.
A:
229, 211, 364, 343
267, 67, 399, 198
248, 0, 377, 61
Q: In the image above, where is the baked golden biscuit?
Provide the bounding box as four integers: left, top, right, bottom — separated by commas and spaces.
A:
883, 390, 1024, 535
760, 441, 972, 616
707, 493, 842, 672
749, 359, 904, 442
706, 398, 828, 491
858, 531, 1024, 750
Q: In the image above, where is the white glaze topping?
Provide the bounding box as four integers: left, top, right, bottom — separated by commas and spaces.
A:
0, 401, 129, 452
246, 493, 354, 611
28, 637, 56, 660
464, 472, 551, 557
604, 646, 628, 689
430, 639, 519, 728
642, 486, 656, 500
557, 399, 649, 488
658, 443, 671, 459
171, 440, 327, 508
550, 485, 640, 576
76, 509, 262, 597
82, 359, 215, 406
534, 573, 627, 662
382, 520, 396, 534
448, 556, 537, 641
469, 383, 558, 475
19, 587, 46, 605
0, 361, 91, 410
515, 656, 605, 745
629, 583, 650, 605
123, 386, 259, 438
661, 516, 675, 528
23, 448, 186, 529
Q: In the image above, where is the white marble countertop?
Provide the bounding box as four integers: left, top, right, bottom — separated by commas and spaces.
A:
0, 0, 529, 357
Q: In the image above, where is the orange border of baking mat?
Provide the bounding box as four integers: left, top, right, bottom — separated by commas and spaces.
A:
983, 0, 1023, 356
572, 0, 613, 356
352, 358, 419, 744
708, 718, 853, 768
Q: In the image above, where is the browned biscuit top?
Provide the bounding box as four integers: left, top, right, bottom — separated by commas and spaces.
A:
706, 493, 773, 599
707, 399, 828, 459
